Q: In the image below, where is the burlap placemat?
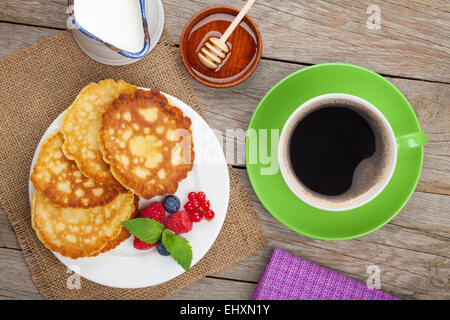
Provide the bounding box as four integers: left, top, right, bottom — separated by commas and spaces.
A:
0, 29, 266, 300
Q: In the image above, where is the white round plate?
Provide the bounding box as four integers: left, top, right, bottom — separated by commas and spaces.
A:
29, 90, 229, 288
72, 0, 165, 66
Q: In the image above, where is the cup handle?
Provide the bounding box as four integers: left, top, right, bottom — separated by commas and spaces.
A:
396, 131, 428, 150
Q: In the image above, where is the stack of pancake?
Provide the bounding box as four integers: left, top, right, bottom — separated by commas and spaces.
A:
30, 80, 194, 259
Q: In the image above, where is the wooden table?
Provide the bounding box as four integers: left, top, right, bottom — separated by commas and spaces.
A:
0, 0, 449, 300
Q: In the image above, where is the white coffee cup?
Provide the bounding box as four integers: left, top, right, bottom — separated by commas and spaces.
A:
278, 93, 397, 212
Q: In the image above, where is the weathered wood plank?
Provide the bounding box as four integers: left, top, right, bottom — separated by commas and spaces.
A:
213, 244, 448, 300
0, 210, 19, 249
1, 168, 448, 299
1, 217, 448, 301
0, 23, 59, 58
0, 9, 448, 300
167, 0, 450, 82
0, 22, 448, 236
197, 59, 450, 195
0, 248, 42, 300
168, 277, 256, 300
0, 247, 255, 300
1, 0, 448, 82
1, 22, 448, 195
0, 0, 66, 30
210, 169, 450, 300
235, 168, 450, 241
0, 22, 448, 234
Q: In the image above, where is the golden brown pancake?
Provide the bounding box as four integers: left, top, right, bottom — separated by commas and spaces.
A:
99, 89, 194, 199
31, 190, 135, 259
91, 195, 140, 256
61, 80, 137, 188
31, 132, 119, 208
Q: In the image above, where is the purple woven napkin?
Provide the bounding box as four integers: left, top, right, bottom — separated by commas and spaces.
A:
253, 248, 400, 300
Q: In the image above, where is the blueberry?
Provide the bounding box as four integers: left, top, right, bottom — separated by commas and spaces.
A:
163, 195, 180, 213
157, 241, 170, 256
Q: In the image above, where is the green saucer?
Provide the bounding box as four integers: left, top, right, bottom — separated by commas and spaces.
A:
246, 63, 426, 240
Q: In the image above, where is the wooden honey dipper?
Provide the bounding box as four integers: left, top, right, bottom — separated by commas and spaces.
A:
198, 0, 256, 69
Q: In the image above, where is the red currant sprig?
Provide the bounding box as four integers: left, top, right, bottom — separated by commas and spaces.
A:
185, 191, 214, 222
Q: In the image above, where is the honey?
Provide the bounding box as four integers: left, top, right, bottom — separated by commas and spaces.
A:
185, 12, 259, 85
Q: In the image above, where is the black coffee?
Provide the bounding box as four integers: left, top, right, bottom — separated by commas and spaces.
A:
289, 105, 376, 196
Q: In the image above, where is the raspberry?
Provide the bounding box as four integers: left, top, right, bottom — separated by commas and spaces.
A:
133, 237, 157, 250
141, 202, 166, 225
189, 210, 202, 222
165, 211, 193, 234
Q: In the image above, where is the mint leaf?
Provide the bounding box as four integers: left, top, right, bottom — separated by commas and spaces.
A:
122, 218, 164, 244
162, 229, 192, 271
